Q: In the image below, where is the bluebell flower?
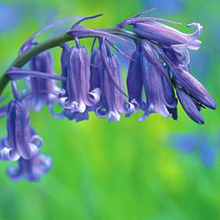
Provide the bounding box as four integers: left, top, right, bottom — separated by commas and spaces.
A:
67, 17, 136, 121
140, 41, 177, 120
90, 38, 136, 121
126, 40, 177, 121
6, 153, 52, 182
116, 12, 203, 74
117, 14, 202, 54
172, 67, 216, 109
22, 51, 59, 112
4, 12, 216, 126
59, 42, 101, 122
0, 82, 43, 161
116, 11, 216, 123
176, 88, 204, 124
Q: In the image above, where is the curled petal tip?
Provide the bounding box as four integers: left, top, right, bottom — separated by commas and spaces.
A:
187, 22, 203, 31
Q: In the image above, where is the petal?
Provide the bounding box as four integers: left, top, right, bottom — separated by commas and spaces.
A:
133, 22, 188, 45
7, 153, 52, 182
111, 55, 128, 114
87, 88, 101, 104
172, 67, 216, 109
140, 40, 170, 81
177, 88, 205, 124
48, 103, 65, 119
127, 43, 143, 104
161, 68, 177, 108
99, 38, 127, 97
7, 100, 31, 158
141, 47, 171, 118
63, 109, 89, 122
90, 48, 102, 90
108, 110, 121, 122
95, 107, 108, 118
0, 147, 20, 161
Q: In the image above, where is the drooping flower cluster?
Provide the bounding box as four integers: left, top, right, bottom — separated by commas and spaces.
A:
0, 12, 216, 182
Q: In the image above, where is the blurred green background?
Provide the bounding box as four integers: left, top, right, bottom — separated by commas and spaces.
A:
0, 0, 220, 219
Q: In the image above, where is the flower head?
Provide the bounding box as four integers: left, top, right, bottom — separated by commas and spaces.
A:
0, 11, 217, 183
116, 12, 216, 123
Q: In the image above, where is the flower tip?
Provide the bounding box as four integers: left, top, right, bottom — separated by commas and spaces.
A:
209, 101, 217, 110
204, 97, 217, 110
197, 118, 205, 125
190, 112, 205, 125
187, 22, 203, 33
192, 113, 205, 125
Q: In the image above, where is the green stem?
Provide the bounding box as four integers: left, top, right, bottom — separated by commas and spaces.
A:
0, 28, 140, 97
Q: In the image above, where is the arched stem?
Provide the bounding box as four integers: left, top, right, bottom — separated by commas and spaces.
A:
0, 28, 141, 97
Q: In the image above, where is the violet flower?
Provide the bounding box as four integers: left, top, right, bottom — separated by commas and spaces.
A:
59, 42, 101, 122
22, 50, 59, 112
90, 38, 135, 121
117, 12, 202, 54
176, 88, 204, 124
116, 12, 216, 123
172, 66, 216, 109
126, 40, 177, 121
0, 82, 43, 161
